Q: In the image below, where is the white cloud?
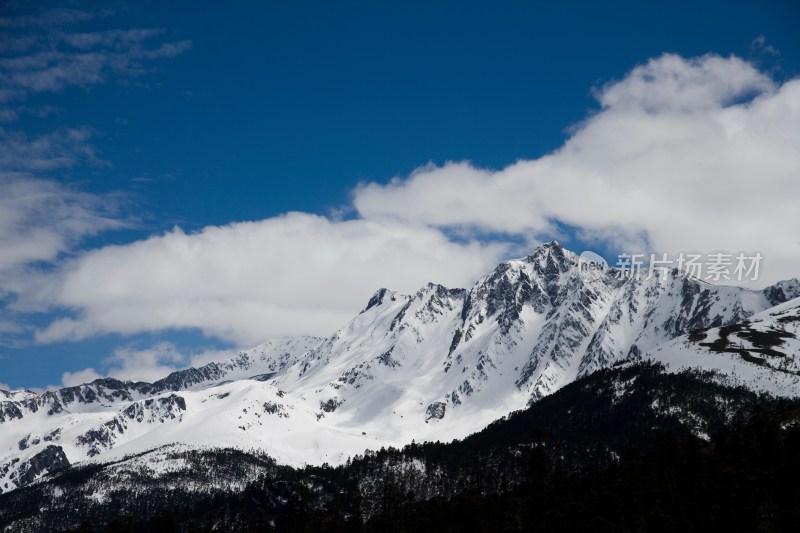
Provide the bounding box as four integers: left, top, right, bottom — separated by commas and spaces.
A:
595, 54, 774, 112
0, 9, 191, 109
0, 128, 100, 171
0, 7, 195, 354
103, 342, 187, 383
354, 53, 800, 286
55, 342, 235, 388
12, 52, 800, 352
60, 367, 101, 387
35, 214, 507, 345
102, 342, 244, 384
0, 9, 94, 30
61, 28, 165, 50
0, 175, 124, 275
0, 130, 128, 348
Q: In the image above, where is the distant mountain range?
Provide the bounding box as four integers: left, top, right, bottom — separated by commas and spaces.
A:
2, 241, 799, 508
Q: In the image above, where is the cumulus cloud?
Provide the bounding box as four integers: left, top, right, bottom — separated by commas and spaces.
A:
60, 367, 101, 387
595, 54, 774, 112
354, 53, 800, 286
102, 342, 189, 383
9, 52, 799, 357
35, 214, 507, 345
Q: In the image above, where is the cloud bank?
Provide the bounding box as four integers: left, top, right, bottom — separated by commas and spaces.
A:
36, 215, 506, 345
4, 53, 799, 357
355, 54, 800, 285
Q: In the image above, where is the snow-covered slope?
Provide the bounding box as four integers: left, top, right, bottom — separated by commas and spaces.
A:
645, 297, 800, 397
0, 336, 322, 493
1, 242, 797, 493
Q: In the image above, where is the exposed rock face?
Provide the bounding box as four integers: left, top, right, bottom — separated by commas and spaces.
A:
645, 298, 800, 397
763, 279, 800, 307
11, 445, 69, 488
425, 402, 446, 421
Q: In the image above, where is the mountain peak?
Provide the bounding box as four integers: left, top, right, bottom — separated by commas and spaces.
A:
527, 240, 562, 255
362, 287, 399, 313
524, 240, 577, 269
527, 240, 567, 256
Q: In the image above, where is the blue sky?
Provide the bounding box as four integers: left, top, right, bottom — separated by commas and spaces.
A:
1, 0, 799, 389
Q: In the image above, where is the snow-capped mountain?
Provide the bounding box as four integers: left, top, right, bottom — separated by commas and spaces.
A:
646, 296, 800, 396
1, 242, 798, 494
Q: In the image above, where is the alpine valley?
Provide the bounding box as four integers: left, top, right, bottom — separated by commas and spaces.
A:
2, 242, 800, 532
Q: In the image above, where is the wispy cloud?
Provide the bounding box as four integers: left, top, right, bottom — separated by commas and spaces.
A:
0, 123, 122, 282
0, 6, 190, 348
0, 8, 95, 30
0, 131, 128, 346
751, 35, 779, 57
0, 127, 101, 171
0, 174, 125, 274
0, 8, 191, 109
